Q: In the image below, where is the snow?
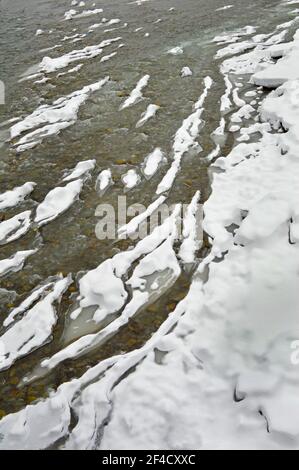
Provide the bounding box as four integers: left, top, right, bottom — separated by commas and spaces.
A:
252, 30, 299, 87
3, 281, 53, 327
10, 77, 109, 152
206, 144, 221, 161
100, 51, 117, 63
277, 18, 298, 29
95, 169, 113, 194
70, 258, 128, 324
220, 74, 233, 112
219, 40, 293, 75
264, 30, 288, 46
178, 191, 202, 264
62, 159, 96, 182
212, 117, 226, 142
142, 148, 166, 179
156, 76, 212, 195
167, 46, 184, 55
120, 75, 150, 110
121, 169, 141, 189
0, 276, 72, 371
216, 41, 256, 59
213, 26, 256, 44
118, 196, 166, 238
0, 182, 36, 210
231, 104, 255, 123
57, 64, 83, 77
35, 179, 84, 227
0, 250, 36, 278
0, 211, 31, 245
37, 39, 121, 74
232, 87, 246, 107
136, 104, 159, 127
64, 8, 103, 21
3, 3, 299, 452
181, 66, 193, 77
216, 5, 234, 12
95, 59, 299, 446
31, 207, 181, 373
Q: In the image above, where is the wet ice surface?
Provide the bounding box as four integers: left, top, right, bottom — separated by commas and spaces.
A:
0, 0, 299, 450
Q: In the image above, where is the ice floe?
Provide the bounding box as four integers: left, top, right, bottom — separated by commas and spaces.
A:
0, 275, 72, 371
142, 148, 166, 179
178, 191, 202, 264
62, 159, 96, 182
120, 74, 150, 110
0, 211, 32, 245
213, 26, 256, 45
36, 38, 121, 74
33, 206, 181, 373
136, 104, 159, 127
216, 4, 234, 12
10, 77, 109, 152
34, 179, 84, 227
100, 51, 117, 62
95, 169, 113, 194
118, 196, 166, 238
231, 104, 255, 123
156, 76, 212, 194
232, 87, 246, 107
252, 30, 299, 87
181, 66, 193, 77
167, 46, 184, 55
0, 182, 36, 211
216, 41, 256, 59
121, 169, 141, 189
64, 8, 103, 21
220, 74, 233, 112
0, 250, 36, 278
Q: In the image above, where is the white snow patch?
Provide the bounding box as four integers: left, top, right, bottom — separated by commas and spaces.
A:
120, 75, 150, 110
181, 67, 193, 77
122, 169, 141, 189
0, 183, 36, 211
62, 159, 96, 182
95, 169, 113, 194
156, 77, 212, 194
0, 211, 31, 245
142, 148, 167, 179
179, 191, 202, 264
136, 104, 159, 127
0, 276, 72, 371
35, 179, 84, 227
0, 250, 36, 278
10, 77, 109, 152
